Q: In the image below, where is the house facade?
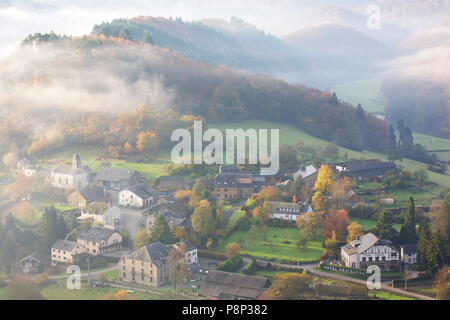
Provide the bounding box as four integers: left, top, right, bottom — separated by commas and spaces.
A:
18, 252, 48, 274
269, 201, 313, 221
51, 239, 85, 264
119, 183, 156, 208
76, 226, 122, 256
67, 186, 108, 208
214, 173, 254, 201
400, 245, 418, 265
341, 233, 400, 271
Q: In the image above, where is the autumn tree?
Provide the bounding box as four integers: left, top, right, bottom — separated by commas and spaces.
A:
265, 271, 313, 300
330, 177, 355, 209
347, 221, 363, 243
399, 197, 418, 244
433, 265, 450, 300
167, 244, 190, 293
312, 164, 335, 210
104, 290, 131, 300
322, 209, 349, 241
134, 230, 151, 249
296, 211, 324, 239
4, 275, 45, 300
136, 131, 158, 155
251, 200, 271, 223
225, 243, 241, 257
192, 205, 216, 240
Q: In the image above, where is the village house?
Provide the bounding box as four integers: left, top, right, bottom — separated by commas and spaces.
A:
214, 173, 254, 201
51, 154, 89, 190
51, 239, 85, 264
17, 157, 32, 170
95, 167, 142, 191
77, 202, 122, 230
292, 165, 318, 186
76, 226, 122, 256
198, 270, 271, 300
67, 186, 108, 208
18, 252, 49, 274
344, 190, 365, 207
340, 233, 400, 271
269, 201, 313, 222
119, 183, 157, 209
119, 241, 197, 288
173, 240, 198, 264
400, 245, 418, 265
158, 176, 187, 191
275, 179, 294, 194
334, 159, 397, 181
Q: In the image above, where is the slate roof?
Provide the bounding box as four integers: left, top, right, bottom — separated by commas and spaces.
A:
158, 176, 185, 183
77, 226, 118, 242
79, 186, 107, 203
126, 183, 156, 199
342, 233, 399, 256
95, 168, 139, 182
123, 242, 171, 264
269, 201, 312, 215
82, 202, 110, 215
174, 240, 197, 252
292, 165, 317, 180
214, 173, 254, 188
336, 160, 396, 176
400, 245, 418, 254
52, 239, 78, 251
198, 270, 271, 300
219, 165, 240, 174
53, 163, 88, 175
20, 252, 49, 264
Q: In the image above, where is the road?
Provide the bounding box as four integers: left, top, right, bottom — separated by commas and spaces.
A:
120, 207, 146, 241
268, 261, 435, 300
48, 265, 118, 280
222, 200, 246, 223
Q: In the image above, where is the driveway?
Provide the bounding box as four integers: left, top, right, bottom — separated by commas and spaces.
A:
119, 207, 146, 242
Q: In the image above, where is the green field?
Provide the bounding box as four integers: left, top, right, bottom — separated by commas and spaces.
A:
217, 224, 324, 262
333, 78, 384, 114
224, 209, 246, 232
38, 145, 170, 184
214, 120, 450, 189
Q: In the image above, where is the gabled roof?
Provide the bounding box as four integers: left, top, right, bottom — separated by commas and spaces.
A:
79, 186, 107, 203
95, 168, 139, 182
158, 176, 185, 183
20, 252, 49, 264
124, 183, 156, 199
77, 226, 118, 242
123, 242, 172, 265
53, 163, 88, 175
174, 240, 197, 252
199, 270, 271, 299
82, 202, 110, 215
52, 239, 78, 251
343, 233, 399, 255
292, 165, 317, 180
269, 201, 312, 214
400, 244, 418, 254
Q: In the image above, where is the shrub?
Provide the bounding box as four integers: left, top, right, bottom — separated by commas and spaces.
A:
242, 258, 257, 275
217, 255, 243, 272
34, 273, 50, 287
197, 249, 228, 261
237, 216, 252, 231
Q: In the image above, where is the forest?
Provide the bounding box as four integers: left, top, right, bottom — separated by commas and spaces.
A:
0, 33, 390, 159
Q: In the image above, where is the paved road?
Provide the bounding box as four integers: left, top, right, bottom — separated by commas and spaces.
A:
222, 200, 246, 223
267, 261, 435, 300
48, 265, 118, 280
120, 207, 146, 240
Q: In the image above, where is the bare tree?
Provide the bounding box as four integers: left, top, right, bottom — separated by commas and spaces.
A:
167, 243, 190, 293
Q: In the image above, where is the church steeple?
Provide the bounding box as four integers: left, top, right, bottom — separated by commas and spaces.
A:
72, 153, 81, 169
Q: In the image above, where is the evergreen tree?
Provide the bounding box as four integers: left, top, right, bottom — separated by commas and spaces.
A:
118, 28, 133, 41
375, 211, 395, 240
427, 231, 445, 275
142, 31, 154, 44
150, 214, 173, 244
58, 215, 67, 239
399, 197, 418, 244
389, 125, 396, 150
397, 120, 405, 149
356, 104, 365, 121
330, 92, 339, 107
39, 207, 59, 252
417, 224, 431, 270
0, 231, 17, 274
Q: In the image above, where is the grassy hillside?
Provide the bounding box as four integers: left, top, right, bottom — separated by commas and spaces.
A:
214, 120, 450, 188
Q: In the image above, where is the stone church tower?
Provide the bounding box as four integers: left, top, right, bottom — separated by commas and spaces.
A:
72, 153, 81, 170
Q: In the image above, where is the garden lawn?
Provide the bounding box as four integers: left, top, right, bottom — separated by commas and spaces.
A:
39, 280, 179, 300
217, 225, 324, 262
225, 209, 246, 232
350, 217, 401, 232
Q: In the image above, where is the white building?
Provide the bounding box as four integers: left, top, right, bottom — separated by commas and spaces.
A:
269, 201, 313, 221
51, 153, 89, 190
400, 245, 418, 265
341, 233, 400, 271
173, 240, 198, 265
119, 183, 156, 209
